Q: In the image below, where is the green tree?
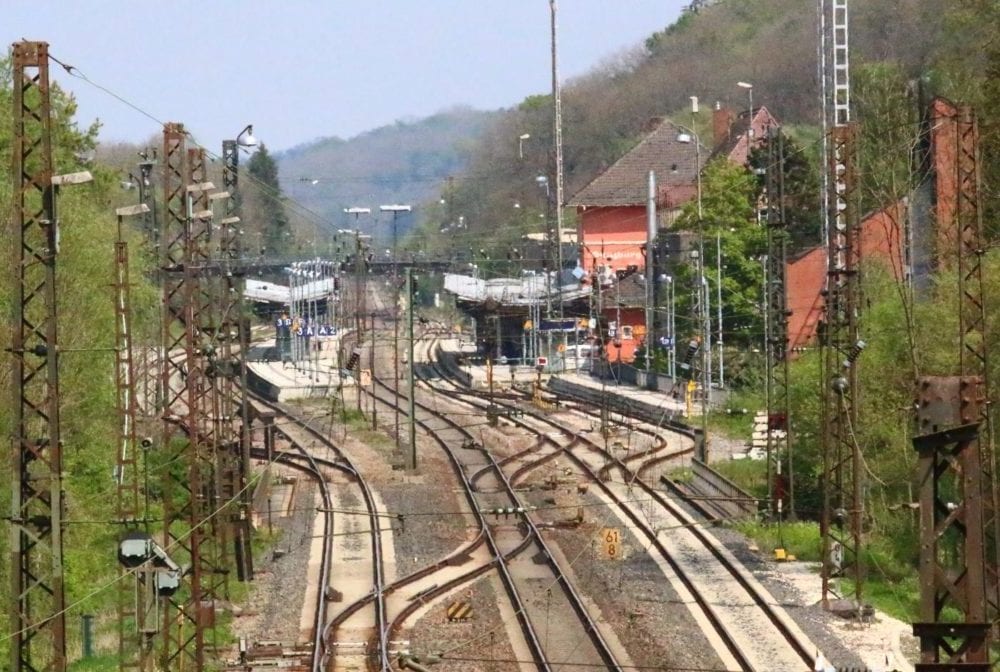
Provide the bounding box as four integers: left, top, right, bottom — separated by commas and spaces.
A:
245, 143, 293, 257
674, 159, 766, 358
748, 131, 821, 252
0, 56, 160, 665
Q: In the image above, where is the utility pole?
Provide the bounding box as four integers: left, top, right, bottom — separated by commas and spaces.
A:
158, 127, 228, 671
909, 105, 996, 669
114, 204, 156, 672
221, 129, 254, 584
370, 312, 377, 431
764, 127, 793, 521
10, 40, 67, 672
406, 268, 417, 469
818, 0, 865, 613
550, 0, 565, 318
380, 205, 411, 456
644, 171, 656, 381
716, 231, 724, 388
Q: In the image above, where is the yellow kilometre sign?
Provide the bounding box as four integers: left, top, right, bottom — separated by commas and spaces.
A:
599, 527, 621, 560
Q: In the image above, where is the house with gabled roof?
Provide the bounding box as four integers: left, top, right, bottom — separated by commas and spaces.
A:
570, 117, 705, 278
569, 108, 776, 364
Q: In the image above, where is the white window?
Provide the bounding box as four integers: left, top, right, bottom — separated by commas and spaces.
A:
621, 325, 634, 340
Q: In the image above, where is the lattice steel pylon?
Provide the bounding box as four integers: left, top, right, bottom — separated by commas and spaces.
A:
9, 39, 66, 672
188, 147, 232, 606
158, 127, 230, 671
113, 205, 156, 672
819, 122, 864, 610
764, 127, 793, 519
912, 377, 991, 670
220, 138, 254, 582
953, 106, 1000, 657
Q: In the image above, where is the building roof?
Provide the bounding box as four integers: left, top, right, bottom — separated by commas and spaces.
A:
569, 118, 706, 208
442, 272, 590, 307
711, 106, 778, 165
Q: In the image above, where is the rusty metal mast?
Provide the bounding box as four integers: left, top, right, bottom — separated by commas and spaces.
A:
818, 0, 865, 611
954, 108, 1000, 627
914, 121, 997, 653
113, 204, 156, 672
187, 146, 230, 641
9, 39, 67, 672
764, 127, 792, 519
908, 106, 997, 669
157, 125, 212, 670
819, 121, 863, 609
221, 138, 254, 582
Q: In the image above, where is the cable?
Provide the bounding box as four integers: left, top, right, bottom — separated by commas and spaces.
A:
435, 653, 741, 671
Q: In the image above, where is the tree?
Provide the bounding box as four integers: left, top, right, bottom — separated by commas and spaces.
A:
674, 159, 766, 360
748, 131, 821, 252
245, 143, 293, 257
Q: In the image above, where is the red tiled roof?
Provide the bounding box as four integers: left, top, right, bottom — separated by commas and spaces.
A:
570, 118, 706, 208
711, 106, 779, 165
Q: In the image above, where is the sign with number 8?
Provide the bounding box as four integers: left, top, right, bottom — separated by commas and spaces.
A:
599, 527, 621, 560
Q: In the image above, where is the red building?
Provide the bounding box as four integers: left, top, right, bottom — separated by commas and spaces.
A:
786, 97, 962, 349
570, 107, 778, 363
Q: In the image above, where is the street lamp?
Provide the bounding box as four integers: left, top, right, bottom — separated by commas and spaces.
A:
535, 174, 549, 196
379, 204, 412, 456
518, 133, 531, 160
236, 124, 258, 148
737, 82, 754, 137
343, 207, 372, 337
223, 124, 258, 262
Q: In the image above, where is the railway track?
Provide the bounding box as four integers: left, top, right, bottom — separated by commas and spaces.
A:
306, 290, 820, 669
364, 366, 626, 670
242, 392, 392, 672
414, 337, 820, 671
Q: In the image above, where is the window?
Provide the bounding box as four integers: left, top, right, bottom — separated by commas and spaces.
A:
621, 325, 634, 340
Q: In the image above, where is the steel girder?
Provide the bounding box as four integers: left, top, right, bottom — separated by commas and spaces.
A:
9, 39, 66, 672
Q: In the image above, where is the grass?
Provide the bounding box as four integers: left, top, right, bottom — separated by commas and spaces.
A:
709, 387, 761, 439
729, 518, 922, 623
69, 654, 117, 671
732, 519, 822, 562
711, 457, 767, 496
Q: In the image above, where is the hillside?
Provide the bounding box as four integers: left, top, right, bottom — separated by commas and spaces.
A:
414, 0, 957, 261
276, 106, 497, 240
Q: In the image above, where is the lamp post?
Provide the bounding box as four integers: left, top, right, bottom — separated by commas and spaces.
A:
676, 99, 711, 458
717, 231, 724, 388
737, 81, 754, 136
535, 175, 553, 317
518, 133, 530, 160
663, 275, 675, 380
344, 207, 372, 338
379, 204, 412, 455
645, 170, 656, 380
675, 103, 710, 391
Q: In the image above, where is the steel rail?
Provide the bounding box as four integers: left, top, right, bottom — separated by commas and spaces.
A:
368, 364, 625, 671
425, 342, 816, 671
247, 392, 391, 672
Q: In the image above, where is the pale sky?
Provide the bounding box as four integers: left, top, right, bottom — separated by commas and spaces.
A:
7, 1, 687, 151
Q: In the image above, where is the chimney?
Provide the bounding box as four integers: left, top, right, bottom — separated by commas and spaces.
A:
713, 103, 735, 149
643, 116, 665, 133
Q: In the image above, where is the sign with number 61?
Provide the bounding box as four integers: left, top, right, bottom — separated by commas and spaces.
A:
599, 527, 621, 560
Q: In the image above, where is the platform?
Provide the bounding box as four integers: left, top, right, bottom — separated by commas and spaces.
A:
246, 335, 353, 402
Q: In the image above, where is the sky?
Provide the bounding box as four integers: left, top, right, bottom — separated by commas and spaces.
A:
6, 1, 688, 152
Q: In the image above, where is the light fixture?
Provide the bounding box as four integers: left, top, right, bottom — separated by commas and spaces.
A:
236, 124, 257, 148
